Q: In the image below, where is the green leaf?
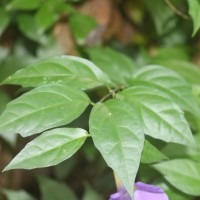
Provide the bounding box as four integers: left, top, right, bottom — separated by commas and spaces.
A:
117, 86, 195, 146
131, 65, 200, 115
0, 90, 10, 114
153, 159, 200, 196
4, 128, 88, 170
89, 99, 144, 198
1, 189, 36, 200
69, 13, 97, 45
0, 52, 34, 82
143, 0, 176, 35
2, 56, 111, 89
152, 60, 200, 85
157, 182, 193, 200
0, 7, 10, 36
38, 176, 78, 200
141, 140, 168, 164
0, 84, 90, 137
6, 0, 41, 10
87, 47, 136, 85
161, 134, 200, 161
188, 0, 200, 36
35, 4, 58, 34
17, 14, 45, 43
83, 183, 103, 200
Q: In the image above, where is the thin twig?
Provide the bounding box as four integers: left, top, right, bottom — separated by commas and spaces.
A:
99, 85, 127, 103
164, 0, 191, 20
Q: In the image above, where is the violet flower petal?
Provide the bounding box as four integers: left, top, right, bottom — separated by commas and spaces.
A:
109, 182, 169, 200
135, 182, 164, 193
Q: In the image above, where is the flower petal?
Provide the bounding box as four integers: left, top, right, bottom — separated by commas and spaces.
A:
135, 182, 164, 193
135, 182, 168, 200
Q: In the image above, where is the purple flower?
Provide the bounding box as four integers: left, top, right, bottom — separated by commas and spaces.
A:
109, 182, 169, 200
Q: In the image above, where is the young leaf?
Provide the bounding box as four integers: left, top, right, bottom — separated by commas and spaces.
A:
188, 0, 200, 36
89, 99, 144, 198
87, 47, 136, 85
2, 56, 111, 89
6, 0, 41, 10
1, 189, 37, 200
153, 159, 200, 196
141, 140, 168, 164
38, 176, 78, 200
3, 128, 88, 171
117, 86, 195, 146
0, 84, 90, 137
131, 65, 200, 115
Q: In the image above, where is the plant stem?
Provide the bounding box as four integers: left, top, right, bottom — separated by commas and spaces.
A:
164, 0, 191, 20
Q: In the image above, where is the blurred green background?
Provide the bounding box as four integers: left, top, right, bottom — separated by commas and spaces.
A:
0, 0, 200, 199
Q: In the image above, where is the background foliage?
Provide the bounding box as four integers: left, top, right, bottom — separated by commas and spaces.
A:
0, 0, 200, 200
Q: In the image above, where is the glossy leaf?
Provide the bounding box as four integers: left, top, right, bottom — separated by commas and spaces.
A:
0, 84, 90, 136
131, 65, 200, 115
117, 86, 195, 146
188, 0, 200, 36
4, 128, 88, 170
6, 0, 41, 10
1, 189, 36, 200
153, 159, 200, 195
89, 99, 144, 198
2, 55, 110, 89
141, 140, 168, 164
87, 47, 136, 85
38, 176, 78, 200
152, 60, 200, 85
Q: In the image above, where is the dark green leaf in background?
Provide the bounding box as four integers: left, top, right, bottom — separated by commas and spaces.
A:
2, 56, 111, 89
6, 0, 41, 10
141, 140, 168, 164
38, 176, 78, 200
82, 183, 103, 200
143, 0, 176, 35
153, 159, 200, 196
161, 134, 200, 162
0, 51, 35, 82
1, 189, 37, 200
89, 99, 144, 198
35, 3, 58, 34
117, 86, 195, 146
131, 65, 200, 115
69, 13, 97, 45
0, 84, 90, 136
0, 7, 11, 36
17, 14, 46, 43
4, 128, 88, 170
188, 0, 200, 36
87, 47, 136, 85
